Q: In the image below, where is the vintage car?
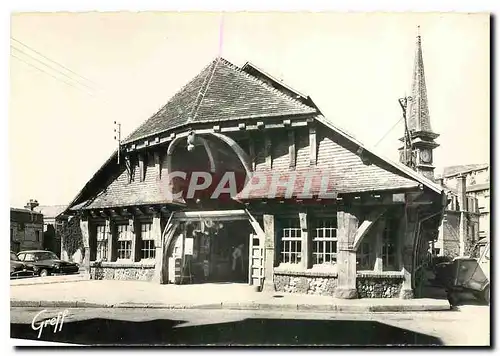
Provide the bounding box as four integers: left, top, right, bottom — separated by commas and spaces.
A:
434, 241, 490, 305
17, 250, 79, 277
10, 251, 37, 279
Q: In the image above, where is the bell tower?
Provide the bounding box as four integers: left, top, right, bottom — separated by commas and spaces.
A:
399, 27, 439, 181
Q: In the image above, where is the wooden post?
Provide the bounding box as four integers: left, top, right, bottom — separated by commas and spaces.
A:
154, 151, 162, 180
373, 219, 385, 272
262, 214, 276, 292
106, 218, 116, 262
400, 208, 418, 299
79, 218, 91, 274
129, 217, 139, 262
335, 208, 359, 299
309, 125, 317, 166
299, 211, 309, 269
288, 130, 296, 170
151, 213, 164, 283
264, 134, 272, 170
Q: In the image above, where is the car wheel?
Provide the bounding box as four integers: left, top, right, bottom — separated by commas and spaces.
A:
39, 269, 49, 277
483, 285, 490, 305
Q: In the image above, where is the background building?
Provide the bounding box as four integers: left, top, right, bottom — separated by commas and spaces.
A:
10, 199, 44, 253
433, 164, 489, 258
33, 205, 70, 256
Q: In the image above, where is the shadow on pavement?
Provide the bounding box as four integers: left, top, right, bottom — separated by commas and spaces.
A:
12, 317, 443, 346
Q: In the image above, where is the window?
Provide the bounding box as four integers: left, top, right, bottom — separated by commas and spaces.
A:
116, 224, 132, 260
22, 253, 36, 262
96, 225, 108, 261
382, 217, 398, 270
35, 230, 41, 242
140, 222, 155, 259
279, 219, 302, 264
312, 218, 337, 265
10, 228, 13, 241
357, 241, 372, 270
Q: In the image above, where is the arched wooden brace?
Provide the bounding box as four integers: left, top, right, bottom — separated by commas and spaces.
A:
166, 131, 253, 179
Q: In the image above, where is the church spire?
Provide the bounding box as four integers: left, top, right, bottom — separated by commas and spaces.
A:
398, 26, 439, 182
407, 26, 433, 133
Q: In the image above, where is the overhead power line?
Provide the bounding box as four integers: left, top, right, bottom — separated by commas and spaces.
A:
10, 53, 95, 96
374, 116, 404, 147
11, 45, 96, 92
11, 37, 97, 86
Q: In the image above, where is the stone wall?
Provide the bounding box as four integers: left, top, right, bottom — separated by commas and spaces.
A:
274, 272, 338, 296
90, 263, 155, 281
356, 276, 403, 298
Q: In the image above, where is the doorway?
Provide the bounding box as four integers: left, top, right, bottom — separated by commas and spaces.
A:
182, 219, 252, 284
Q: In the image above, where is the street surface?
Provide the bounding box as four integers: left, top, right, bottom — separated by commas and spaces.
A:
11, 305, 490, 346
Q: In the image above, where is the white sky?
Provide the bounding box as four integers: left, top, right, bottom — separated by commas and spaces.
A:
9, 12, 490, 208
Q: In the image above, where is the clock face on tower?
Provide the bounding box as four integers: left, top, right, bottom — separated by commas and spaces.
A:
421, 149, 432, 163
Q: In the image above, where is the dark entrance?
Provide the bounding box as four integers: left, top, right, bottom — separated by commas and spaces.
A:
187, 220, 251, 284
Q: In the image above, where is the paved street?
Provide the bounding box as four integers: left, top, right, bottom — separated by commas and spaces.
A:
11, 305, 490, 346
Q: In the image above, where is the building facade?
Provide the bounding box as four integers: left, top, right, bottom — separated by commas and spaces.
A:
434, 176, 480, 258
10, 200, 44, 253
63, 33, 446, 299
437, 164, 489, 240
34, 205, 70, 257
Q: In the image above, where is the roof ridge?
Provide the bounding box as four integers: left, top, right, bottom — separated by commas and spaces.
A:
218, 57, 317, 113
123, 60, 216, 143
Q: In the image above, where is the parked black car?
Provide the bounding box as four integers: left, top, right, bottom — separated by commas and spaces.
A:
10, 251, 37, 279
17, 250, 79, 277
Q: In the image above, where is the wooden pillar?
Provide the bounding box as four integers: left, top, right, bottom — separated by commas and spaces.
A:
299, 211, 310, 269
373, 219, 385, 272
79, 218, 91, 273
335, 207, 359, 299
264, 134, 272, 170
129, 217, 139, 262
106, 218, 116, 262
400, 207, 419, 299
262, 214, 276, 292
151, 213, 164, 283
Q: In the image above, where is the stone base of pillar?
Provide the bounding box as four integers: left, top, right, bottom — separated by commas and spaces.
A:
399, 289, 414, 299
335, 287, 358, 299
152, 247, 164, 284
261, 278, 275, 293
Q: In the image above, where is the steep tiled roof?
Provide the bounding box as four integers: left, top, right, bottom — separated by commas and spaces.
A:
235, 118, 426, 200
74, 156, 185, 210
123, 57, 317, 144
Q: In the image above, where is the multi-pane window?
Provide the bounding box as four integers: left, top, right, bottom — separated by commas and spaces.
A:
280, 219, 302, 264
96, 225, 108, 261
382, 217, 398, 270
357, 241, 372, 270
117, 224, 132, 260
312, 219, 337, 265
140, 222, 155, 259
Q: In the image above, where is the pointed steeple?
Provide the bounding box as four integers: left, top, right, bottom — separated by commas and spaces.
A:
398, 26, 439, 182
407, 26, 433, 133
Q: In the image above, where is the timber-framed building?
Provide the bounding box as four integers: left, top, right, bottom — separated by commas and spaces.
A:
63, 33, 446, 299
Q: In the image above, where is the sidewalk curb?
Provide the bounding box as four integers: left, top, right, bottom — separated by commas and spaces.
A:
10, 274, 90, 287
10, 300, 451, 312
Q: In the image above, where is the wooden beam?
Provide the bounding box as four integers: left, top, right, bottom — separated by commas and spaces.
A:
124, 155, 133, 183
288, 130, 296, 170
138, 153, 146, 182
352, 208, 387, 251
309, 125, 317, 166
249, 137, 256, 171
264, 134, 272, 170
154, 151, 161, 179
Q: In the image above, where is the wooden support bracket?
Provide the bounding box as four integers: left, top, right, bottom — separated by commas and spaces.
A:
352, 207, 387, 251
